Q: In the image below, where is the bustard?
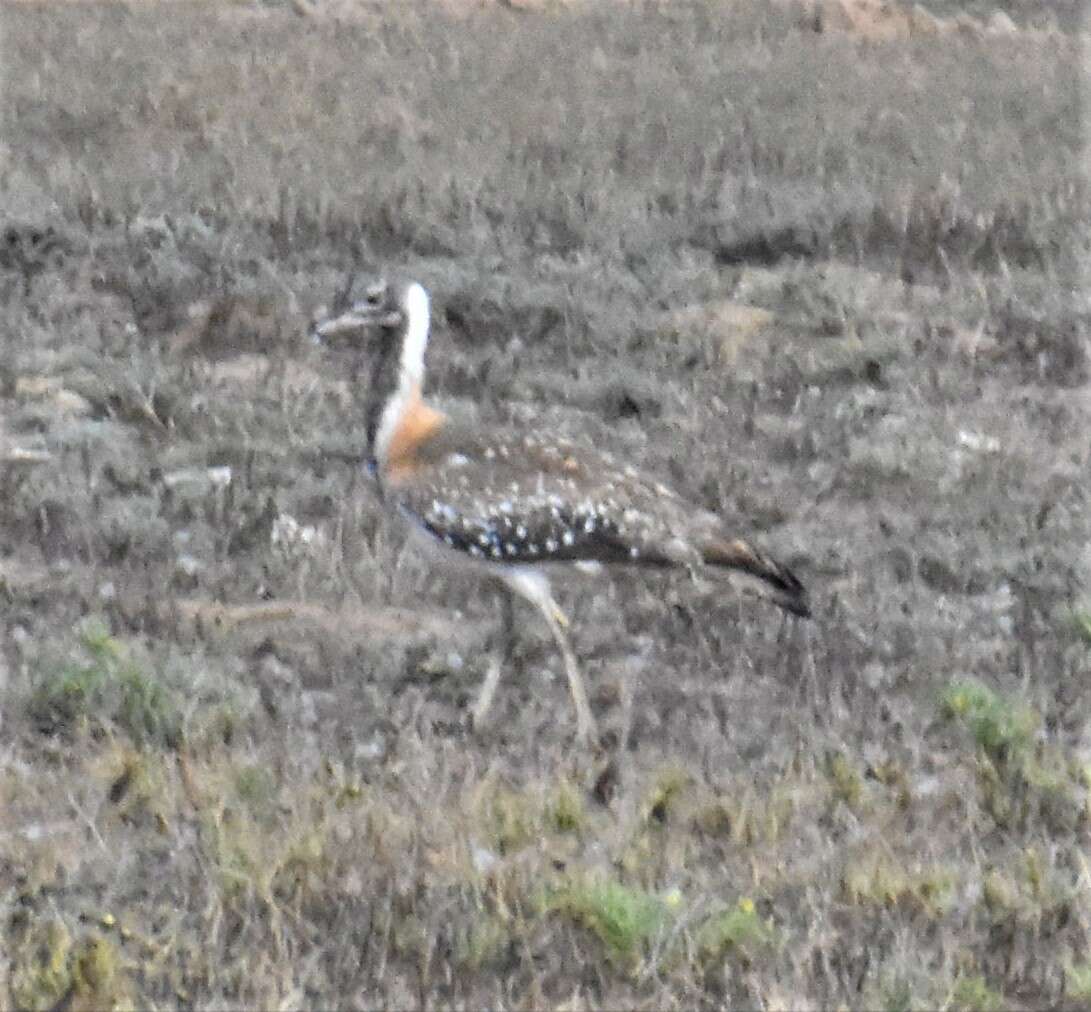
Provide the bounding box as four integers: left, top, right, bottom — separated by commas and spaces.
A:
313, 278, 810, 742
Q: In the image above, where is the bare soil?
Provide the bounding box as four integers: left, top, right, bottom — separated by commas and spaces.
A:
1, 1, 1088, 1008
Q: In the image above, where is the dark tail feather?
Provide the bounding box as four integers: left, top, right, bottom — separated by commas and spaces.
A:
701, 537, 811, 618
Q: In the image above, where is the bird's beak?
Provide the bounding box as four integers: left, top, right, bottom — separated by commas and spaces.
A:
310, 302, 402, 344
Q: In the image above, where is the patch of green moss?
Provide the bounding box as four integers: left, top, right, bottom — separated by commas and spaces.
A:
941, 678, 1037, 763
948, 973, 1003, 1011
696, 898, 774, 967
235, 762, 277, 811
81, 619, 126, 662
550, 878, 665, 963
1066, 958, 1091, 1002
116, 658, 178, 747
28, 618, 181, 748
1071, 607, 1091, 645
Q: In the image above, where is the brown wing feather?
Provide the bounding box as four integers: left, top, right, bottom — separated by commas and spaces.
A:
701, 537, 811, 618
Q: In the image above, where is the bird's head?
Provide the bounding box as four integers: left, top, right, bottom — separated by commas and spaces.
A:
312, 278, 424, 341
311, 277, 431, 385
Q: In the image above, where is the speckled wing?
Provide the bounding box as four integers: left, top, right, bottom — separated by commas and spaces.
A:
384, 424, 711, 569
382, 419, 811, 617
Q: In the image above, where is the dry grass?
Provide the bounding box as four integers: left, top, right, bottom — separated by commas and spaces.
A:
1, 0, 1088, 1007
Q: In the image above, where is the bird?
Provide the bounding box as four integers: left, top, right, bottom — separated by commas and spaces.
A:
312, 277, 810, 742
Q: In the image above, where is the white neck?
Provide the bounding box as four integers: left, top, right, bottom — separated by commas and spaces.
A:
374, 283, 431, 468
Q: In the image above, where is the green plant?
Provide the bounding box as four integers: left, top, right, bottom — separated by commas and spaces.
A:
547, 779, 586, 834
10, 919, 73, 1012
826, 750, 864, 809
640, 767, 693, 825
842, 856, 956, 918
235, 763, 277, 810
948, 973, 1003, 1011
477, 785, 538, 856
941, 678, 1038, 762
28, 619, 181, 748
550, 879, 665, 962
1066, 959, 1091, 1002
457, 915, 510, 971
696, 898, 773, 966
1072, 608, 1091, 645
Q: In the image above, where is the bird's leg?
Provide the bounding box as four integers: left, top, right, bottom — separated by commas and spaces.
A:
471, 656, 503, 732
499, 587, 516, 663
536, 597, 597, 744
471, 587, 516, 732
491, 568, 598, 744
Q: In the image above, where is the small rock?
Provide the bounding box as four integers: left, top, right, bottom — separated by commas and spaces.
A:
956, 429, 1001, 454
985, 11, 1017, 36
207, 466, 232, 489
355, 736, 386, 761
471, 843, 499, 875
175, 555, 201, 578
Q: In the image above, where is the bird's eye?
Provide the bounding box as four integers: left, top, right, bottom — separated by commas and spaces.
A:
365, 282, 385, 306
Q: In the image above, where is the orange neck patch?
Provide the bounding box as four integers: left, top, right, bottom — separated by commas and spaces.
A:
383, 384, 445, 482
